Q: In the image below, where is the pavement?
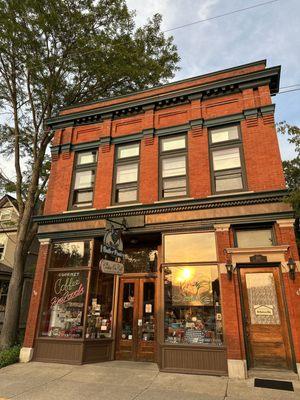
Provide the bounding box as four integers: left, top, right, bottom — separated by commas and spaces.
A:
0, 361, 299, 400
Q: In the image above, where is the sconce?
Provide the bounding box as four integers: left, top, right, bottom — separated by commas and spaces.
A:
225, 262, 234, 280
287, 258, 296, 281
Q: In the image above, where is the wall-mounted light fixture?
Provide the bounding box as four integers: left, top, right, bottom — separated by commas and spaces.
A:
225, 262, 234, 280
287, 257, 296, 280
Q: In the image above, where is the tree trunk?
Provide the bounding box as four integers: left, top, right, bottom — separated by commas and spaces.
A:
0, 241, 26, 349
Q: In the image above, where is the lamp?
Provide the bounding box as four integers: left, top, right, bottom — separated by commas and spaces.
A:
225, 262, 234, 280
287, 257, 296, 280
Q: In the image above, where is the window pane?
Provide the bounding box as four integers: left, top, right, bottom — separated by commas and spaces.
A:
213, 148, 241, 171
236, 229, 273, 247
163, 178, 187, 197
77, 151, 97, 165
117, 143, 139, 159
116, 187, 137, 203
211, 126, 239, 143
74, 170, 95, 189
124, 247, 158, 273
86, 270, 114, 339
40, 270, 87, 338
50, 241, 91, 268
215, 173, 243, 192
74, 190, 93, 207
116, 163, 138, 184
161, 135, 186, 152
164, 266, 223, 345
164, 232, 217, 263
162, 156, 186, 178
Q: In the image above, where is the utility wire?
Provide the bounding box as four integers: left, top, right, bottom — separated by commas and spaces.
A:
164, 0, 280, 32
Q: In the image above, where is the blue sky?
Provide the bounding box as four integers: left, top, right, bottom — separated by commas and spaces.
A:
127, 0, 300, 160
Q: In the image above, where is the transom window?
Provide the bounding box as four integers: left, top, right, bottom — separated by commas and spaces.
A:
160, 134, 187, 199
209, 125, 246, 194
70, 150, 98, 209
235, 227, 274, 248
114, 142, 140, 204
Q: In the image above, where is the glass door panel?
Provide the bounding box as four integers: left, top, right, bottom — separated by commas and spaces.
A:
139, 282, 155, 341
121, 282, 135, 340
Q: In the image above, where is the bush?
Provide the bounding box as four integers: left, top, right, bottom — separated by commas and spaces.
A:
0, 345, 20, 369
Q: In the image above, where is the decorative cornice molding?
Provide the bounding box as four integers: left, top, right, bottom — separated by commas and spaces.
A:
46, 66, 280, 130
276, 218, 295, 228
34, 190, 291, 226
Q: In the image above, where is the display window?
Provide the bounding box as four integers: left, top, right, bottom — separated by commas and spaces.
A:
50, 241, 91, 269
40, 270, 88, 339
85, 270, 114, 339
164, 266, 223, 346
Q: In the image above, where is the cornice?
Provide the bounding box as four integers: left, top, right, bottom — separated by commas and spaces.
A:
34, 190, 291, 226
46, 66, 280, 130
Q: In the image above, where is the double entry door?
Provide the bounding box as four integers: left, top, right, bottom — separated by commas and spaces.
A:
115, 276, 156, 362
239, 266, 293, 370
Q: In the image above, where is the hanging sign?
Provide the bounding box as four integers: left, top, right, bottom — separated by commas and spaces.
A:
100, 259, 124, 275
101, 226, 124, 259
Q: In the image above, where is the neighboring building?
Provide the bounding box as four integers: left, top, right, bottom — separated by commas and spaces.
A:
21, 60, 300, 379
0, 195, 36, 331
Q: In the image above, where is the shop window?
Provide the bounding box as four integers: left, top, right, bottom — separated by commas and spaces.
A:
113, 142, 140, 204
235, 228, 274, 248
164, 266, 223, 345
85, 270, 114, 339
0, 244, 4, 261
164, 232, 217, 263
70, 150, 98, 209
0, 280, 9, 324
49, 241, 91, 269
160, 134, 187, 199
40, 270, 88, 338
209, 124, 246, 194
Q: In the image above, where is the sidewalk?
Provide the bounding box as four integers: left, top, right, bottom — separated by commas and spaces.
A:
0, 361, 299, 400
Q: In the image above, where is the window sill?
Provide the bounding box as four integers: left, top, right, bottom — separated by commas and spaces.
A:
154, 197, 194, 204
106, 203, 143, 209
207, 191, 253, 198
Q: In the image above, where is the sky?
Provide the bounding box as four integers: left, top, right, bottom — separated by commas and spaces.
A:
0, 0, 299, 181
126, 0, 300, 160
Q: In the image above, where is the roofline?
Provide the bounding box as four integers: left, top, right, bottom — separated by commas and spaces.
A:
46, 64, 281, 129
61, 59, 267, 112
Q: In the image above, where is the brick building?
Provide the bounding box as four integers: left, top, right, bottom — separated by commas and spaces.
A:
21, 60, 300, 379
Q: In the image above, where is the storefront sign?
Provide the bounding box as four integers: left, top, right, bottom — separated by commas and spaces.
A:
50, 272, 85, 307
254, 305, 274, 316
101, 226, 124, 259
100, 259, 124, 275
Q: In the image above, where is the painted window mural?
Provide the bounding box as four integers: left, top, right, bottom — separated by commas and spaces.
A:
164, 266, 223, 345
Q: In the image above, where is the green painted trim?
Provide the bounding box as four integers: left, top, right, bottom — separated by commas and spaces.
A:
156, 124, 190, 136
72, 141, 101, 151
261, 104, 276, 114
190, 118, 204, 128
99, 137, 111, 145
34, 189, 290, 225
46, 66, 280, 129
113, 133, 143, 144
142, 128, 155, 137
244, 108, 259, 118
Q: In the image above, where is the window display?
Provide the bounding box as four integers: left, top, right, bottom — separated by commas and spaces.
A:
40, 271, 87, 338
164, 266, 223, 345
50, 240, 91, 269
85, 270, 114, 339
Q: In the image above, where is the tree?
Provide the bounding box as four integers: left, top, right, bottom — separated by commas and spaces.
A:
277, 122, 300, 216
0, 0, 180, 349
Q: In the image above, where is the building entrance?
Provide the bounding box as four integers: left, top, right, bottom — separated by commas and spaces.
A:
239, 266, 293, 370
115, 276, 156, 362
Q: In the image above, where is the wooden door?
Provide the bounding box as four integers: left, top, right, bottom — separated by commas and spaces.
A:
240, 267, 293, 370
115, 277, 156, 362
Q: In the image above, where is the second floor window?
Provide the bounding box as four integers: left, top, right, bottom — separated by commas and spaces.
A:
71, 150, 98, 209
114, 142, 140, 204
210, 125, 246, 194
0, 244, 4, 260
160, 134, 187, 199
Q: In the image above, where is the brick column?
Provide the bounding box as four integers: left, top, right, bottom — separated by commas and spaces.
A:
215, 224, 247, 379
20, 238, 51, 362
276, 219, 300, 376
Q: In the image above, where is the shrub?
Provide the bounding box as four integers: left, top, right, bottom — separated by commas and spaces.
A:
0, 345, 20, 369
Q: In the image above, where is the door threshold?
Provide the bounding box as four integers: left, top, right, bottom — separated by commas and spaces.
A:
248, 368, 299, 381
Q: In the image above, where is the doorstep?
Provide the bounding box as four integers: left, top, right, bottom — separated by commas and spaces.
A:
248, 368, 299, 381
